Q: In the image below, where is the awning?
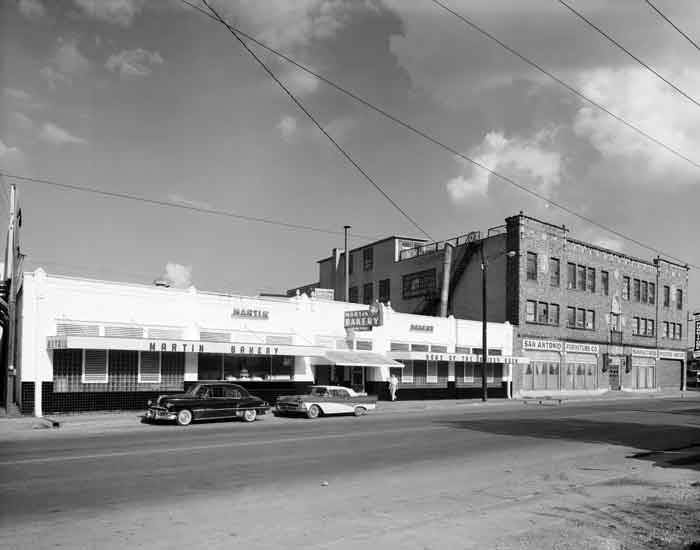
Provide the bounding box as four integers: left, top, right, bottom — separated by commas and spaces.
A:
321, 350, 404, 368
47, 335, 328, 357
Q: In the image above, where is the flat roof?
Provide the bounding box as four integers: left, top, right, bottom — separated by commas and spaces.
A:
317, 235, 427, 263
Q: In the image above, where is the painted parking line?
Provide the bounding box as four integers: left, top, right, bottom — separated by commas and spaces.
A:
0, 424, 452, 466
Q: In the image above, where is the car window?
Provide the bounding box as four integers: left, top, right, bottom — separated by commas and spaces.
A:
210, 386, 226, 398
330, 389, 347, 399
311, 387, 327, 397
222, 386, 242, 399
197, 386, 211, 399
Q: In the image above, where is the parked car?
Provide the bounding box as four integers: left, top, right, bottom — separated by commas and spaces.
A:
275, 385, 377, 419
144, 382, 270, 426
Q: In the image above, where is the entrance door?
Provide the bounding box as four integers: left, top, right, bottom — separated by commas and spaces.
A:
609, 363, 620, 390
351, 367, 364, 393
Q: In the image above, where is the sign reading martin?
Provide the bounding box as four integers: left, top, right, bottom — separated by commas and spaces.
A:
344, 305, 382, 331
231, 308, 269, 320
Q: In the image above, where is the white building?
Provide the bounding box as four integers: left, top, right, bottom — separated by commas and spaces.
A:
18, 270, 523, 416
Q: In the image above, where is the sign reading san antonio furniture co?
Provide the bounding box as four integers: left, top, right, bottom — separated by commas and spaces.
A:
522, 339, 599, 354
344, 305, 382, 331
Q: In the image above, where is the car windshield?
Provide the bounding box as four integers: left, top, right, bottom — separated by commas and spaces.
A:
185, 384, 201, 396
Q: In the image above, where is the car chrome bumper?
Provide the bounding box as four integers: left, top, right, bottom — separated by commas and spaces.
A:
145, 407, 177, 421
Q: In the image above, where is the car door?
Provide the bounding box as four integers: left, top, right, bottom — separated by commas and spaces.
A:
223, 385, 244, 416
329, 389, 352, 414
194, 385, 217, 419
209, 385, 236, 418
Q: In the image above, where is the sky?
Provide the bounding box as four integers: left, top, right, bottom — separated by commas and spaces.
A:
1, 0, 700, 311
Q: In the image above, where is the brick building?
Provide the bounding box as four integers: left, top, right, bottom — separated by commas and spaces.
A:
290, 212, 689, 396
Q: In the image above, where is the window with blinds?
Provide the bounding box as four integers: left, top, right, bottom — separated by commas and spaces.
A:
139, 352, 161, 383
82, 350, 108, 383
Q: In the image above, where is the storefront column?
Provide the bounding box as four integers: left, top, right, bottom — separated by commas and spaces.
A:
293, 356, 314, 382
447, 361, 455, 382
184, 352, 198, 382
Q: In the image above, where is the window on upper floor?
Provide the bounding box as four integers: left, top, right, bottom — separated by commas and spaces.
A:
537, 302, 549, 324
526, 252, 537, 281
663, 321, 669, 338
632, 317, 640, 335
363, 247, 373, 271
549, 304, 560, 326
649, 282, 655, 305
663, 285, 670, 307
576, 265, 586, 291
587, 267, 596, 293
378, 278, 390, 303
633, 279, 641, 302
362, 282, 373, 305
585, 309, 595, 330
526, 300, 536, 323
567, 306, 576, 328
623, 276, 630, 300
575, 308, 585, 329
610, 313, 621, 331
647, 319, 655, 337
348, 286, 358, 303
601, 271, 609, 296
402, 269, 437, 299
641, 281, 648, 303
550, 257, 560, 287
676, 288, 683, 310
567, 262, 576, 289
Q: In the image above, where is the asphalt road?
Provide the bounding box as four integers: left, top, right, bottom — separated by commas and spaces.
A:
2, 397, 700, 549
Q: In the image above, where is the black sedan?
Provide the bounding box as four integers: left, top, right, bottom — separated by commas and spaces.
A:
144, 382, 270, 426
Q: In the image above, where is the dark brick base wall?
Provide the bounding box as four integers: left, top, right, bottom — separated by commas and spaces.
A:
366, 380, 506, 401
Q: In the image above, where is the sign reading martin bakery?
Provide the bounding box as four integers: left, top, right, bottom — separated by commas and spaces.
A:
695, 318, 700, 352
344, 305, 382, 331
231, 308, 269, 320
522, 338, 563, 352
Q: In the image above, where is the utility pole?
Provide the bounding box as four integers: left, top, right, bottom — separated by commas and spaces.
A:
480, 241, 488, 402
344, 225, 351, 302
4, 184, 17, 412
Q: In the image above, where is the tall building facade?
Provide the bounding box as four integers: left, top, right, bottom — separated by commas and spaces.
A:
290, 213, 689, 395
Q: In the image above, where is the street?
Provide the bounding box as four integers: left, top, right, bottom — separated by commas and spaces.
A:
1, 397, 699, 550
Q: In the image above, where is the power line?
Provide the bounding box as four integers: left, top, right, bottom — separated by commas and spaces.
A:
196, 0, 434, 241
558, 0, 700, 109
428, 0, 700, 170
180, 0, 694, 267
644, 0, 700, 52
0, 171, 380, 241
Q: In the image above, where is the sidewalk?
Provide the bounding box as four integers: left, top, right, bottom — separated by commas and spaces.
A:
1, 389, 697, 439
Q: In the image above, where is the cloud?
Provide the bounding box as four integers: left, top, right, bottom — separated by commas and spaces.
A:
277, 115, 298, 141
18, 0, 46, 20
205, 0, 380, 51
12, 112, 34, 132
284, 68, 320, 96
55, 40, 90, 75
39, 122, 87, 145
40, 66, 68, 90
105, 48, 164, 78
0, 140, 26, 171
573, 67, 700, 179
159, 262, 192, 289
4, 88, 32, 102
446, 129, 563, 202
73, 0, 145, 27
592, 237, 624, 252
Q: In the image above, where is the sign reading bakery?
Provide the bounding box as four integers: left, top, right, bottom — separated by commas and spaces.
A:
344, 305, 382, 331
522, 338, 563, 352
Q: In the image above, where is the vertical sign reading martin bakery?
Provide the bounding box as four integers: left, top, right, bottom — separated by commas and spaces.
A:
695, 316, 700, 352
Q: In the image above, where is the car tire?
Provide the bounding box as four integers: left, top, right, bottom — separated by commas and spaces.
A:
176, 409, 193, 426
354, 406, 367, 417
242, 409, 257, 423
306, 404, 321, 419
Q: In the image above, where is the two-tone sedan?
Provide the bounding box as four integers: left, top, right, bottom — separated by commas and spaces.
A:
144, 382, 270, 426
275, 385, 377, 419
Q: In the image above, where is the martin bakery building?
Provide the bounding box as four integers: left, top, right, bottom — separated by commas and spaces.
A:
14, 269, 523, 416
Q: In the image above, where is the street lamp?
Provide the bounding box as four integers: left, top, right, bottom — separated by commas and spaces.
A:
344, 225, 351, 302
480, 243, 517, 402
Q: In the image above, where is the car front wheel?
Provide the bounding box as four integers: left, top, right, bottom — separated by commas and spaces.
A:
176, 409, 193, 426
354, 406, 367, 417
306, 404, 321, 419
242, 409, 257, 422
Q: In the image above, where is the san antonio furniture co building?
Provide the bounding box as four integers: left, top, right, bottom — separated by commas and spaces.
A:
290, 212, 689, 395
16, 269, 522, 416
